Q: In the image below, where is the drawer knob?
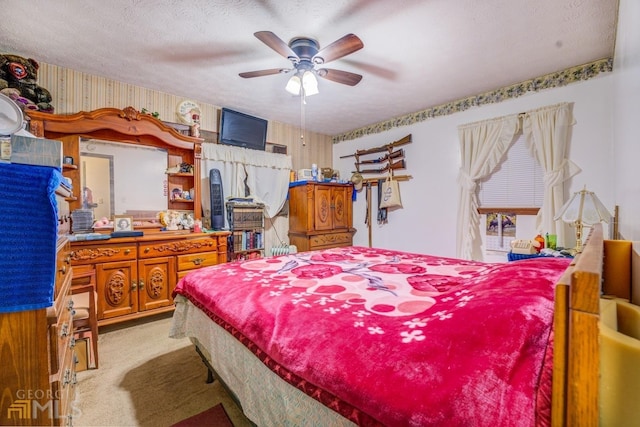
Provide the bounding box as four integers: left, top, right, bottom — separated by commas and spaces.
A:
124, 249, 131, 255
192, 257, 204, 265
131, 281, 137, 291
144, 247, 150, 253
139, 279, 145, 290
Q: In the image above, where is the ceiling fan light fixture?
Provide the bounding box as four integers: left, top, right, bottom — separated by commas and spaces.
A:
285, 74, 302, 95
302, 71, 319, 96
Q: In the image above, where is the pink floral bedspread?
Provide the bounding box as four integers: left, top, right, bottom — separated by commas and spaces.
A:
173, 246, 571, 426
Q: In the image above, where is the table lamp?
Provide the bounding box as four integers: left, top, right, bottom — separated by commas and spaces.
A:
553, 186, 612, 254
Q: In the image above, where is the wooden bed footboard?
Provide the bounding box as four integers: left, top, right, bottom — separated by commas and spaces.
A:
551, 223, 640, 426
552, 224, 604, 427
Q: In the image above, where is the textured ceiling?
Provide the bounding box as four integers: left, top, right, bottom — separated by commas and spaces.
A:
1, 0, 619, 136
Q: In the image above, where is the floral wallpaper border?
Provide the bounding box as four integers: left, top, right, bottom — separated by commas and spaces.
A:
332, 58, 613, 144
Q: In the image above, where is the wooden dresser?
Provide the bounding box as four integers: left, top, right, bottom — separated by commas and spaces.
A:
70, 232, 228, 326
0, 168, 76, 426
288, 182, 356, 252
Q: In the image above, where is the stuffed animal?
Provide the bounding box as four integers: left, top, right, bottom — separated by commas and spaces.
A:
0, 53, 54, 112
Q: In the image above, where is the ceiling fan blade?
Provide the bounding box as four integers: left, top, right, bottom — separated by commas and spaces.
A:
313, 34, 364, 64
317, 68, 363, 86
254, 31, 298, 60
239, 68, 289, 78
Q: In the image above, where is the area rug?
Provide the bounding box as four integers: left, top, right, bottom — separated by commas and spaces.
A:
171, 403, 234, 427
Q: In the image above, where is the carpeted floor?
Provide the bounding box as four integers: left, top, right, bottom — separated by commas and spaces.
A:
73, 314, 253, 427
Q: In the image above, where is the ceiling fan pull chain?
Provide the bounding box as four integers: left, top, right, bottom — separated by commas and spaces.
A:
300, 91, 306, 146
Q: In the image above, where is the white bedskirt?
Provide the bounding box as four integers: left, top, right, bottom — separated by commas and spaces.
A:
169, 295, 356, 427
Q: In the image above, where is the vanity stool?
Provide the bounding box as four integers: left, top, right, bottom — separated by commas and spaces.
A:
71, 269, 99, 369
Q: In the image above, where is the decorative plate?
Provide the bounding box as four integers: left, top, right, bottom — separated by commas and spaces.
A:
0, 93, 24, 136
177, 100, 201, 125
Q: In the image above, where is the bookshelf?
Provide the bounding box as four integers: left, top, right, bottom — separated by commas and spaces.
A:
226, 202, 264, 261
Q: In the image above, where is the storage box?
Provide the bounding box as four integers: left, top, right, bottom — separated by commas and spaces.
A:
8, 134, 62, 169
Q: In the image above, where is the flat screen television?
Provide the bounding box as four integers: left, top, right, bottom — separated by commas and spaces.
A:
218, 108, 268, 151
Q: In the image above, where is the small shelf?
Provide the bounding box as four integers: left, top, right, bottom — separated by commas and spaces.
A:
167, 172, 194, 177
63, 163, 78, 170
226, 202, 264, 261
171, 198, 194, 203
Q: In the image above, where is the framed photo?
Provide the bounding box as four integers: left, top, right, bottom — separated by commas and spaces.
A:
63, 156, 74, 165
114, 215, 134, 232
171, 184, 183, 200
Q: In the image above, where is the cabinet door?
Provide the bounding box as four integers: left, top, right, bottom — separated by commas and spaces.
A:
138, 256, 176, 312
313, 185, 334, 231
96, 260, 137, 320
331, 186, 351, 229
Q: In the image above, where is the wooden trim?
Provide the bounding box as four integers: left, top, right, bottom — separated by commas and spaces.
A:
477, 207, 540, 215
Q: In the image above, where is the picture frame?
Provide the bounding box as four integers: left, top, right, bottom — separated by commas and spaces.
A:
114, 215, 134, 232
171, 184, 183, 200
63, 156, 74, 165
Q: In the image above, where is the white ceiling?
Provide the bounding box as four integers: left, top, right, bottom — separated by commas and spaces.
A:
1, 0, 619, 136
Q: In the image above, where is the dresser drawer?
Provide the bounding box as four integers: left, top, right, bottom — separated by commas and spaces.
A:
177, 251, 218, 272
138, 237, 218, 259
49, 291, 74, 376
55, 241, 72, 298
50, 349, 76, 425
71, 243, 137, 265
56, 186, 71, 236
308, 231, 353, 250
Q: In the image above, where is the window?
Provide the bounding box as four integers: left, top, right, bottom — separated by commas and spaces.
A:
478, 132, 544, 253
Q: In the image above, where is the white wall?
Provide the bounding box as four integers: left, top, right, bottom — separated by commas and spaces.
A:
334, 76, 616, 259
613, 0, 640, 240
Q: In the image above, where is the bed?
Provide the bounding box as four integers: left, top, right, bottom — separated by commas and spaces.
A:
169, 224, 638, 426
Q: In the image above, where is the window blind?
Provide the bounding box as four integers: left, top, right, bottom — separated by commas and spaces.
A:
478, 133, 544, 207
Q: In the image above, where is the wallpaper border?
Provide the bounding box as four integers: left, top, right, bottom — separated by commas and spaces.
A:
332, 58, 613, 143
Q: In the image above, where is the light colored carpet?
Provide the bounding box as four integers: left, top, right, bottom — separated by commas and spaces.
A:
73, 314, 252, 427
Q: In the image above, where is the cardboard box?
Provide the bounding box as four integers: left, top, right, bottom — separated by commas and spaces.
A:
9, 134, 62, 169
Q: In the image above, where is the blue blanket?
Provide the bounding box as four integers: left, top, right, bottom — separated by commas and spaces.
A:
0, 163, 62, 313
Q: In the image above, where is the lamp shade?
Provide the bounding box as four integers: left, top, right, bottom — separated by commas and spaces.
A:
301, 71, 319, 96
285, 74, 301, 95
554, 187, 612, 224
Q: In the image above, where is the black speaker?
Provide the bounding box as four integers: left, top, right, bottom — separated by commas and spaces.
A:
209, 168, 225, 230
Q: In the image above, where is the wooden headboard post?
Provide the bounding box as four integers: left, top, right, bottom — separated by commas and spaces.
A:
552, 223, 603, 426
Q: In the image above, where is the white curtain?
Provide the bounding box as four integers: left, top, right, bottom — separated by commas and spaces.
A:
200, 143, 292, 227
522, 102, 580, 247
455, 115, 520, 260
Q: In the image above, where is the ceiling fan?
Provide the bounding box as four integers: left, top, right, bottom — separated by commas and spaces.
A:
239, 31, 364, 95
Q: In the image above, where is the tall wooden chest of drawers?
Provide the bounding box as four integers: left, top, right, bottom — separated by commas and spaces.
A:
288, 182, 356, 252
0, 164, 75, 426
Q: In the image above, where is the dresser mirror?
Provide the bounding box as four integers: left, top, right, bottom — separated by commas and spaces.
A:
80, 138, 167, 220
